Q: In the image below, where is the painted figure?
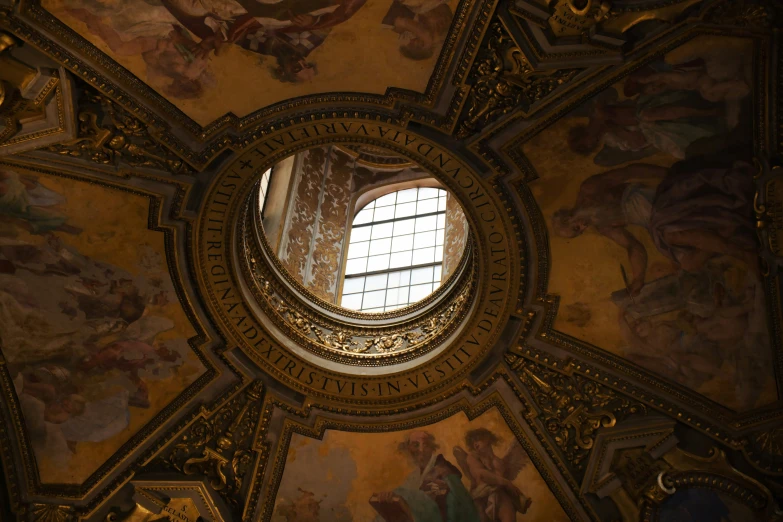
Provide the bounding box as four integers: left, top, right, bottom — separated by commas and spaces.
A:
370, 430, 480, 522
551, 156, 759, 296
64, 0, 218, 98
382, 0, 453, 60
222, 0, 373, 83
453, 428, 531, 522
0, 168, 196, 471
0, 169, 81, 236
567, 53, 750, 166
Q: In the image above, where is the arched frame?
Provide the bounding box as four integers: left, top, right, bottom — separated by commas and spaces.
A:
196, 117, 521, 404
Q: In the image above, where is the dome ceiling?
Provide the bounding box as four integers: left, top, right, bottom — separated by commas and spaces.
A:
0, 1, 782, 522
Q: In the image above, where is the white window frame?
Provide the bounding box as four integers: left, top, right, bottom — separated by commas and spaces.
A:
340, 187, 448, 313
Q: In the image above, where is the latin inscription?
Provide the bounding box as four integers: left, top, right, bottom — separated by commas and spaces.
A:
198, 120, 517, 400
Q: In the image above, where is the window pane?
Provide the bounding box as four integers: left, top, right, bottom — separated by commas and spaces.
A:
416, 198, 438, 215
399, 270, 411, 286
368, 253, 390, 271
347, 241, 369, 259
409, 283, 433, 302
364, 307, 385, 313
353, 209, 374, 225
434, 246, 443, 262
363, 290, 386, 309
411, 266, 434, 285
397, 286, 410, 304
415, 215, 437, 233
341, 293, 363, 310
345, 258, 367, 275
343, 276, 365, 294
391, 234, 414, 252
413, 231, 436, 249
387, 271, 401, 288
393, 218, 415, 236
397, 188, 418, 203
369, 238, 392, 256
375, 192, 397, 207
350, 226, 371, 243
385, 288, 398, 306
371, 222, 394, 239
373, 205, 395, 222
365, 273, 388, 291
418, 187, 440, 200
438, 195, 447, 211
434, 266, 442, 282
436, 228, 445, 246
437, 213, 446, 229
395, 202, 417, 219
390, 251, 412, 269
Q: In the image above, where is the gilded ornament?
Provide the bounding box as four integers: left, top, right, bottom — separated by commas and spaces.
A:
46, 87, 193, 175
153, 382, 264, 509
30, 504, 76, 522
457, 21, 580, 138
507, 354, 646, 474
751, 428, 783, 457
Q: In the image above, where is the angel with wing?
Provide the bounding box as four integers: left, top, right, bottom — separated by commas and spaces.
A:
453, 428, 532, 522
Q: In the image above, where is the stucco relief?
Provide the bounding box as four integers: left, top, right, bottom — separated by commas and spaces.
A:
307, 147, 353, 302
278, 147, 326, 283
442, 193, 468, 281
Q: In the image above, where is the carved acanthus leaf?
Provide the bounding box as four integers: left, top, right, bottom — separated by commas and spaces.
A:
45, 85, 194, 175
507, 354, 646, 475
457, 21, 580, 138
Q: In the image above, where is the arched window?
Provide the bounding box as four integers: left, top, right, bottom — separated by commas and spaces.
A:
340, 187, 447, 312
257, 168, 272, 217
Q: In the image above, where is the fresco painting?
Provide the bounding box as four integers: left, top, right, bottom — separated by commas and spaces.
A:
524, 35, 776, 411
272, 408, 570, 522
42, 0, 457, 125
0, 167, 205, 484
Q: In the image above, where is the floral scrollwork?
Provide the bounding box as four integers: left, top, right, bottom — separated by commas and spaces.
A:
457, 21, 580, 138
314, 328, 363, 353
507, 354, 646, 475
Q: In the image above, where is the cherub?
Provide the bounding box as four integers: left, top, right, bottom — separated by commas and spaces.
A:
454, 428, 532, 522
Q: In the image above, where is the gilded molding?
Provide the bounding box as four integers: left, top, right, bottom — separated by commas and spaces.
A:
45, 86, 195, 175
151, 382, 264, 515
457, 20, 581, 138
506, 352, 647, 477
